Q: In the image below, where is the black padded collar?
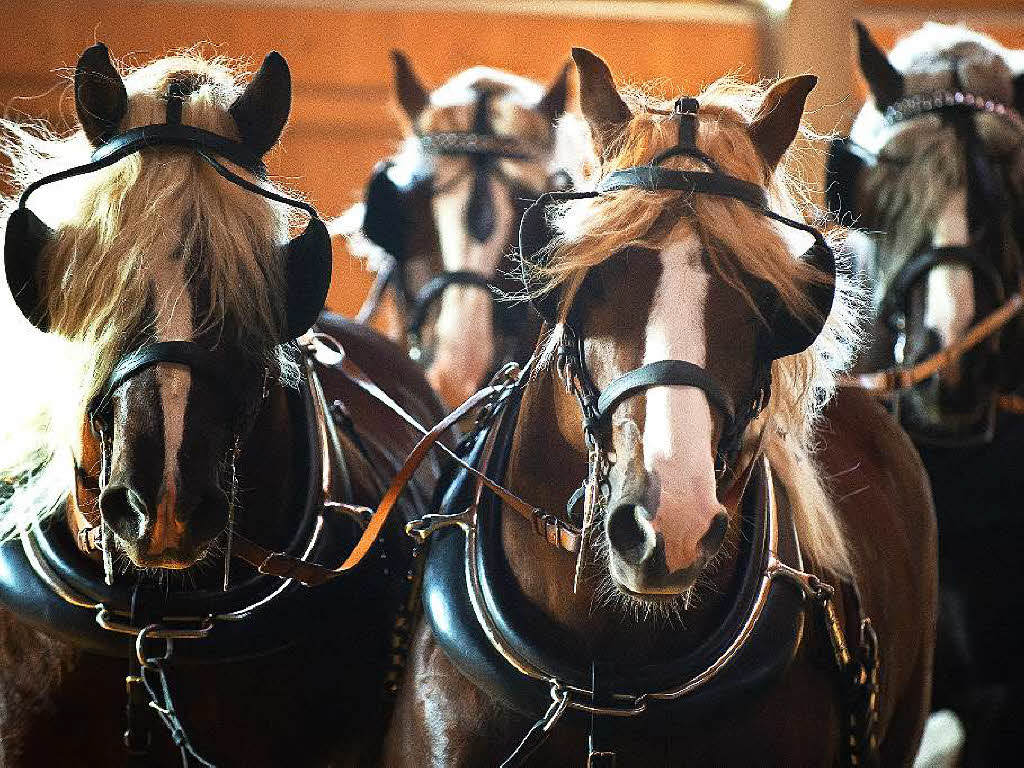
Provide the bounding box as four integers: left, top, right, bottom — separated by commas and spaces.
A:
423, 384, 807, 717
0, 382, 361, 662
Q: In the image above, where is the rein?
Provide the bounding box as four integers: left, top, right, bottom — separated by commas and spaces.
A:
840, 291, 1024, 394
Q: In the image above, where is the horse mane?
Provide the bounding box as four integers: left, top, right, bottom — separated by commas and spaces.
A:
0, 50, 299, 540
526, 75, 864, 579
850, 23, 1023, 286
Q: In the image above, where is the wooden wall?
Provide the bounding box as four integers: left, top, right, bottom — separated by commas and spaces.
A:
5, 1, 1023, 315
0, 0, 761, 315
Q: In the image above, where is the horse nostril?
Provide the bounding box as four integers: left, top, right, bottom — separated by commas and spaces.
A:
99, 484, 147, 537
698, 512, 729, 559
606, 503, 656, 566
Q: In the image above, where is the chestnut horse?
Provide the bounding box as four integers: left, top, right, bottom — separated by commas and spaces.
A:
346, 53, 577, 407
0, 46, 443, 765
385, 49, 936, 766
827, 22, 1024, 762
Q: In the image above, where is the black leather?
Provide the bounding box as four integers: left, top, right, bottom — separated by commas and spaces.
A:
90, 123, 265, 176
0, 384, 366, 663
597, 167, 766, 208
423, 385, 807, 720
824, 137, 875, 225
596, 360, 736, 434
3, 207, 51, 329
88, 341, 220, 423
407, 271, 495, 338
362, 159, 433, 265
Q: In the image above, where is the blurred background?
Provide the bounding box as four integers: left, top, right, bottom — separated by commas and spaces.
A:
2, 0, 1021, 315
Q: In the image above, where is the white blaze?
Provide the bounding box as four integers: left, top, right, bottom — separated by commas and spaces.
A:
151, 259, 193, 515
641, 235, 722, 566
428, 171, 513, 405
925, 188, 974, 348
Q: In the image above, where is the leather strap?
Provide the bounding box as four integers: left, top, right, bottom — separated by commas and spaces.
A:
842, 292, 1024, 393
88, 341, 219, 423
91, 123, 265, 175
232, 368, 546, 584
597, 168, 767, 208
596, 360, 736, 432
407, 270, 495, 338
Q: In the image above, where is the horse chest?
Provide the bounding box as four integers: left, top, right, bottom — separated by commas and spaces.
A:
0, 610, 378, 767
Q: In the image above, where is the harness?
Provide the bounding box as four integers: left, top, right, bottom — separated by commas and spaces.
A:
359, 88, 570, 364
828, 88, 1024, 430
386, 96, 878, 764
409, 361, 880, 767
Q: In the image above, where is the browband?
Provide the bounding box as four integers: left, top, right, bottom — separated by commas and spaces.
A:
92, 124, 266, 175
16, 124, 266, 210
597, 168, 767, 208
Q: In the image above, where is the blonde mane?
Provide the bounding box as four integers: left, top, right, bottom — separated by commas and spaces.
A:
528, 76, 863, 579
0, 51, 299, 540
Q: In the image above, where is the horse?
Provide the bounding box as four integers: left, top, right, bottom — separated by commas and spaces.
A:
346, 53, 579, 407
383, 47, 937, 766
0, 44, 444, 766
827, 22, 1024, 762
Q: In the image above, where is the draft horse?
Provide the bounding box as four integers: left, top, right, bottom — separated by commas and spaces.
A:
385, 48, 936, 766
0, 45, 443, 766
351, 53, 575, 407
827, 22, 1024, 761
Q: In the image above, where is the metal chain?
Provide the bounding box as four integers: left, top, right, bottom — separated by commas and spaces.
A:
136, 630, 217, 768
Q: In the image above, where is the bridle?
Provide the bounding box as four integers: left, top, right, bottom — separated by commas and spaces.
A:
833, 89, 1024, 419
359, 88, 570, 362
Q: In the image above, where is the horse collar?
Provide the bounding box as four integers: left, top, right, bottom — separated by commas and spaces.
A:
422, 381, 809, 723
0, 362, 358, 663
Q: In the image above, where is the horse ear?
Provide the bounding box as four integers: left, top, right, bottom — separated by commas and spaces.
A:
74, 43, 127, 146
229, 52, 292, 157
391, 50, 429, 123
854, 20, 904, 112
571, 47, 632, 154
536, 61, 571, 126
749, 74, 817, 170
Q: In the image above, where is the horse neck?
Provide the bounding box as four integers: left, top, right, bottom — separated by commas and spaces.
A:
501, 364, 743, 658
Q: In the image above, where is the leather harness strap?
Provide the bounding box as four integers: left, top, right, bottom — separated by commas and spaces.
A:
231, 358, 553, 584
841, 291, 1024, 393
595, 360, 737, 433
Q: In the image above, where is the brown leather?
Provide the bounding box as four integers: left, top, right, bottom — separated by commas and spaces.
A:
233, 370, 546, 584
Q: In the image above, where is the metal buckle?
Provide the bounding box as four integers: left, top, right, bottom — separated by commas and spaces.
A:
405, 505, 477, 541
96, 607, 214, 640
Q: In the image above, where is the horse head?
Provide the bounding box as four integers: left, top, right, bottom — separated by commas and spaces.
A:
2, 44, 327, 571
358, 54, 575, 407
518, 48, 854, 606
835, 22, 1024, 443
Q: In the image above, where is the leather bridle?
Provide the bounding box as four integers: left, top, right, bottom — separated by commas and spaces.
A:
359, 89, 570, 364
838, 89, 1024, 412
